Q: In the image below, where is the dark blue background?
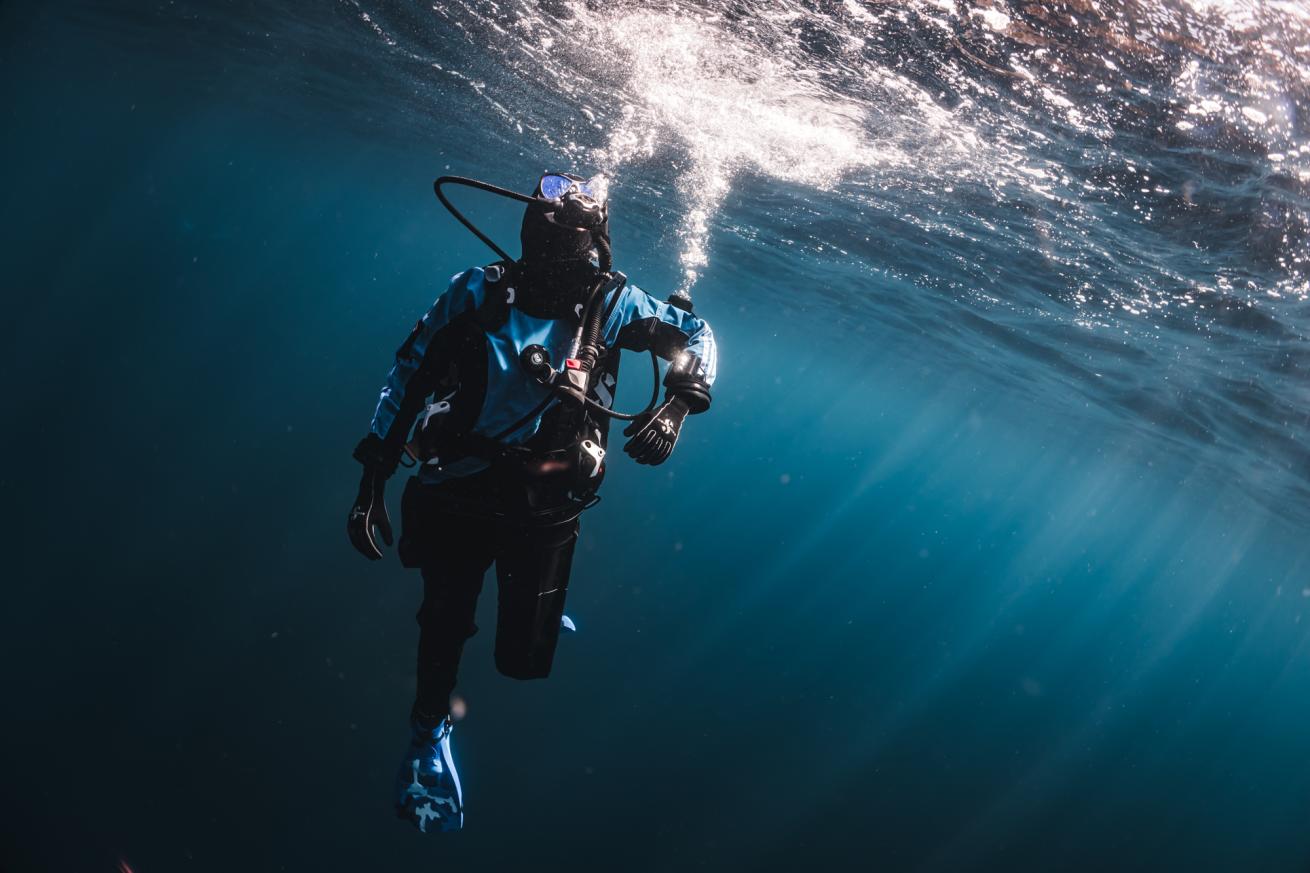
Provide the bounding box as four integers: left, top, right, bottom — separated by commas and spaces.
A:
4, 4, 1310, 871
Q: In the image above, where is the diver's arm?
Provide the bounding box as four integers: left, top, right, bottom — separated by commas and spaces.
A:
609, 287, 718, 412
348, 271, 474, 560
608, 286, 718, 465
364, 273, 475, 466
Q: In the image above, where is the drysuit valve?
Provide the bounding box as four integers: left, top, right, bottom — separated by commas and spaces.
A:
520, 344, 553, 379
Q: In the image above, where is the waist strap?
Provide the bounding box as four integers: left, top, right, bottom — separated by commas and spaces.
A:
441, 430, 529, 463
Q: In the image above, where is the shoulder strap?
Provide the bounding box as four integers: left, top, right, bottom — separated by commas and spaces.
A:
599, 271, 628, 326
469, 260, 518, 332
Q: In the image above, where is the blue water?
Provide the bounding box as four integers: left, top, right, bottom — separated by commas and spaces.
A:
5, 1, 1310, 870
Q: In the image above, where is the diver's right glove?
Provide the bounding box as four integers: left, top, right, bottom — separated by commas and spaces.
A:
347, 468, 393, 561
348, 435, 396, 560
623, 395, 689, 466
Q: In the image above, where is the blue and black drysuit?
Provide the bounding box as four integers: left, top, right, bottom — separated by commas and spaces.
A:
358, 262, 716, 723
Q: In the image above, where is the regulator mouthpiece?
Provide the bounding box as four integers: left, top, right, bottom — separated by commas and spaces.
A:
554, 192, 607, 230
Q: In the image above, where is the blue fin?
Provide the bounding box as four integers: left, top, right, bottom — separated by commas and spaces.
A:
394, 718, 463, 833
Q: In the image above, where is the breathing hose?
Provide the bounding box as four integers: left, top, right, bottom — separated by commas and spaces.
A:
434, 176, 535, 262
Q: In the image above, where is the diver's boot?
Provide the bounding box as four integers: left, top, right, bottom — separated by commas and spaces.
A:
394, 716, 464, 832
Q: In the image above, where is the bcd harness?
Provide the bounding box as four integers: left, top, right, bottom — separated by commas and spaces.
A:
386, 261, 636, 520
356, 174, 710, 522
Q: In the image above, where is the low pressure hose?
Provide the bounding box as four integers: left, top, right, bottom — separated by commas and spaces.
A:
575, 276, 611, 370
594, 232, 612, 275
575, 351, 661, 422
433, 176, 537, 262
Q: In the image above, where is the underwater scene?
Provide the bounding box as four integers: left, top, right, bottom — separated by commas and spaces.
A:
5, 0, 1310, 870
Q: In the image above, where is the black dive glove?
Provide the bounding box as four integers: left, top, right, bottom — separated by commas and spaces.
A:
623, 396, 690, 466
347, 469, 393, 560
348, 434, 396, 561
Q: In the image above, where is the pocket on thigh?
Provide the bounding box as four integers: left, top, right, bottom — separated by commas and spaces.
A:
492, 520, 580, 679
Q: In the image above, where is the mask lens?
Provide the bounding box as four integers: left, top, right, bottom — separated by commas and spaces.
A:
539, 174, 577, 200
579, 175, 608, 204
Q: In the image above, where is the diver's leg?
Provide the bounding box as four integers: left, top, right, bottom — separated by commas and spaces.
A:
413, 511, 495, 724
396, 509, 493, 833
491, 517, 581, 680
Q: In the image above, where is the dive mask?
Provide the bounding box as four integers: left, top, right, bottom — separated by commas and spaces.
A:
539, 173, 609, 204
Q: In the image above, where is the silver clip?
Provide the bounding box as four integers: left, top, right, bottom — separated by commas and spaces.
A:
580, 440, 605, 478
421, 400, 451, 430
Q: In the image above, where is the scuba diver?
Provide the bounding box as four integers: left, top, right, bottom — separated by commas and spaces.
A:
346, 172, 718, 832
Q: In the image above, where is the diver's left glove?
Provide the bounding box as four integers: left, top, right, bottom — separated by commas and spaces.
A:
623, 395, 689, 466
348, 434, 395, 561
